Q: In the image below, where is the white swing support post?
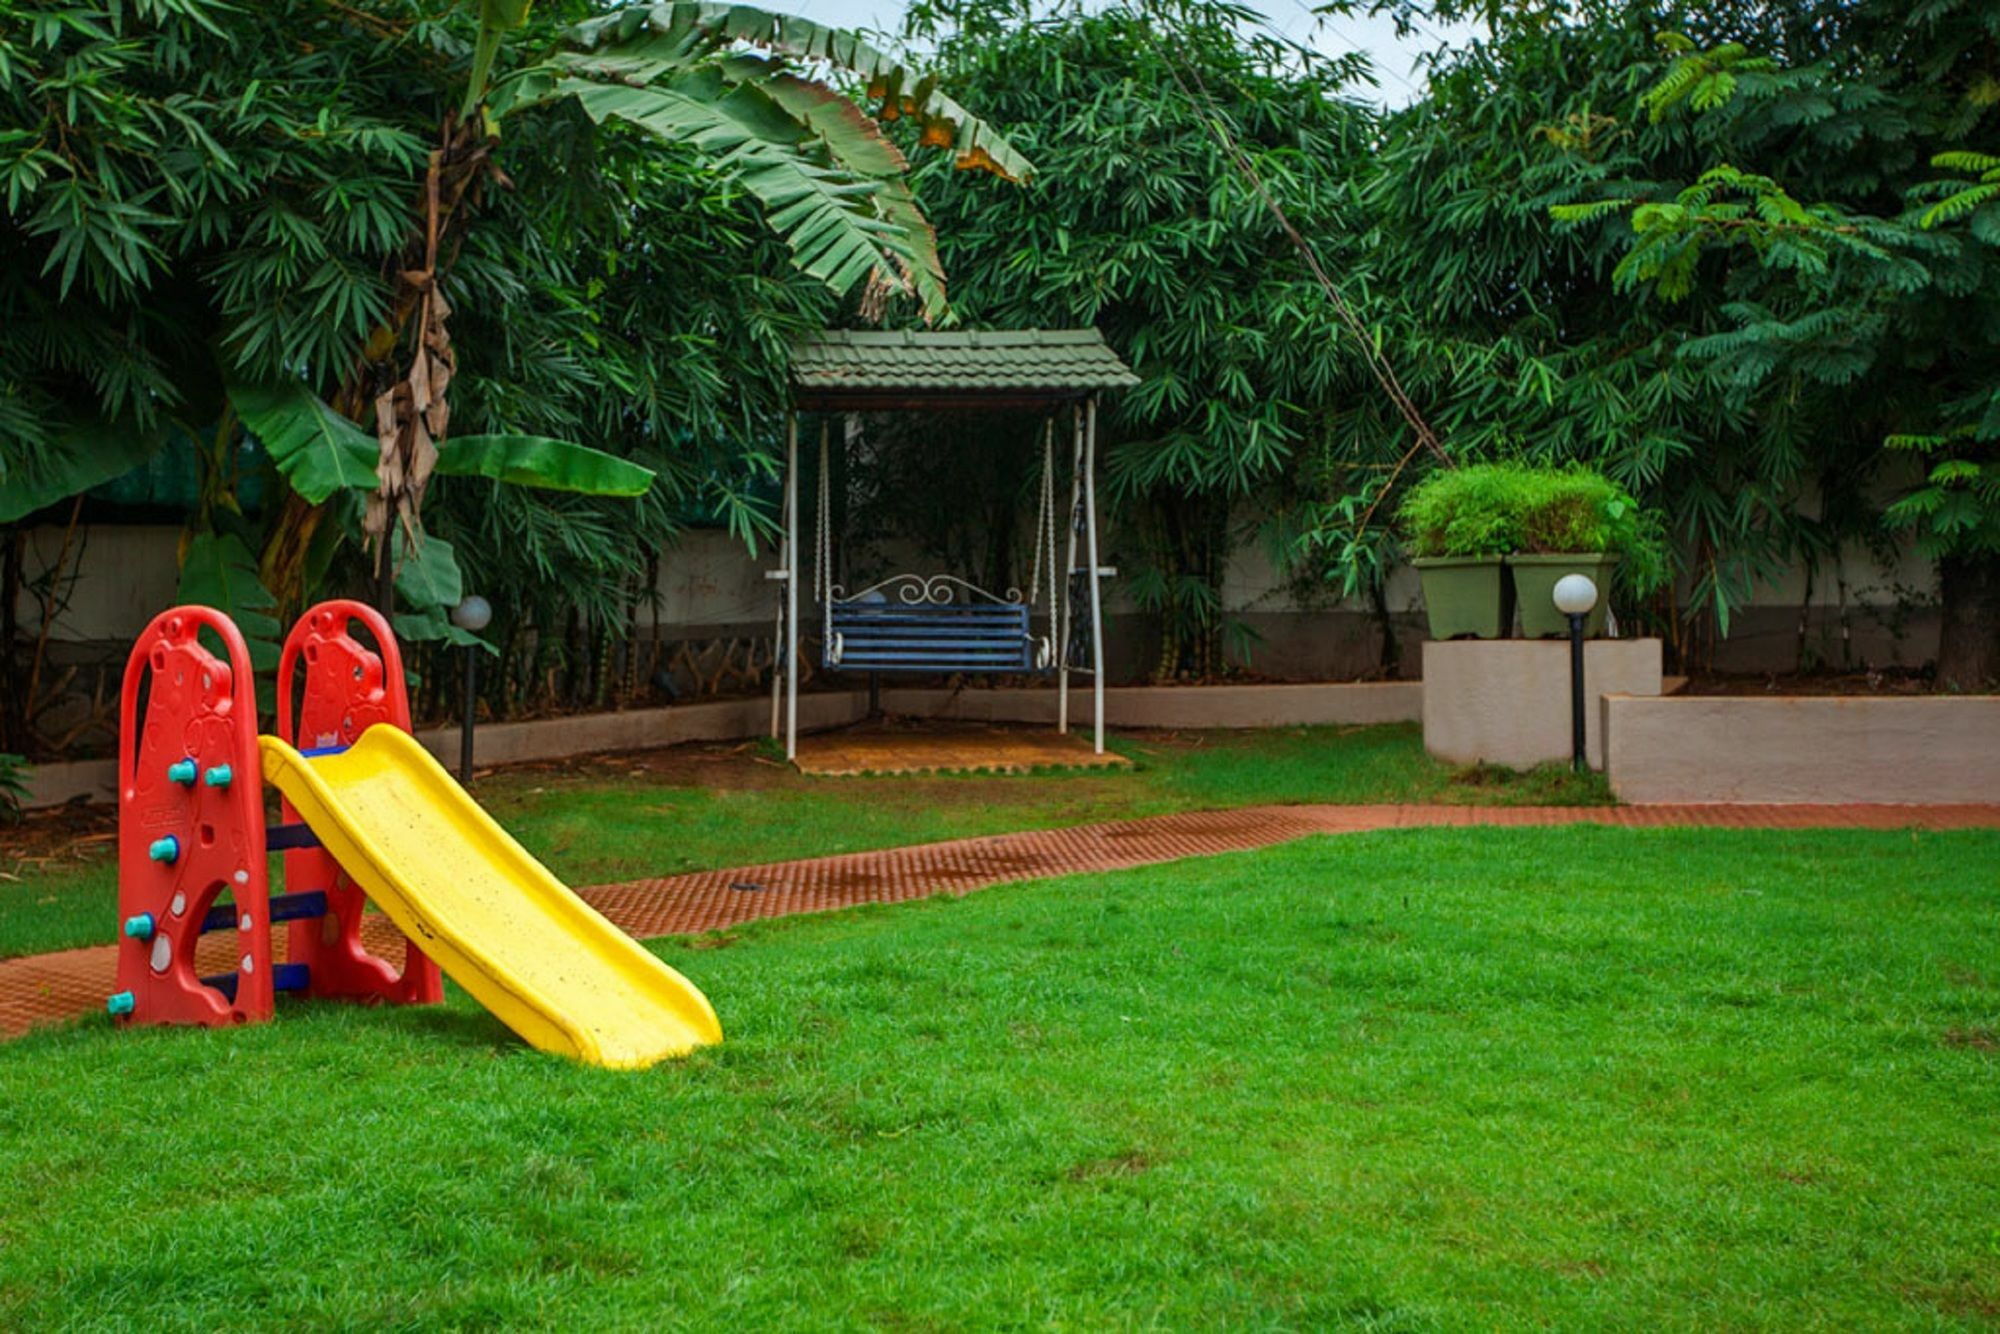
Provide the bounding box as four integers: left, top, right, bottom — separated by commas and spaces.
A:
1057, 401, 1084, 737
1058, 397, 1108, 752
784, 411, 800, 761
1083, 394, 1106, 754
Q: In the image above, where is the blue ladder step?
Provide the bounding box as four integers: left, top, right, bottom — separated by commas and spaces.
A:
199, 891, 329, 935
202, 963, 310, 1001
265, 823, 322, 851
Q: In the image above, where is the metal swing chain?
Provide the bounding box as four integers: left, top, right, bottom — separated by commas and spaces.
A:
1025, 418, 1059, 668
817, 421, 834, 660
1043, 426, 1057, 616
815, 422, 830, 605
1028, 418, 1055, 607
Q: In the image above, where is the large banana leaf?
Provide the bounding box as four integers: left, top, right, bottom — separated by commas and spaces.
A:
722, 58, 906, 177
741, 58, 947, 313
434, 434, 655, 496
391, 532, 497, 650
176, 530, 282, 671
493, 3, 1029, 322
228, 376, 379, 504
874, 177, 949, 322
567, 3, 1033, 183
0, 422, 166, 524
548, 78, 920, 311
394, 530, 465, 611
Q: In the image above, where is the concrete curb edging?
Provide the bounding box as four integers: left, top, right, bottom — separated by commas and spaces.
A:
880, 681, 1422, 729
20, 693, 873, 809
17, 682, 1421, 808
413, 692, 869, 770
18, 758, 119, 810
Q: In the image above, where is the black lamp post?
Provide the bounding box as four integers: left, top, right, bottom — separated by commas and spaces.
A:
450, 594, 492, 783
1552, 574, 1598, 773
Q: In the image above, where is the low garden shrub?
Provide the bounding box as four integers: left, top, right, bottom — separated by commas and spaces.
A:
1401, 463, 1668, 589
1399, 463, 1536, 558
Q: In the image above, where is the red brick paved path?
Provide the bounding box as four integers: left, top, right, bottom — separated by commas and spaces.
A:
6, 802, 1996, 1040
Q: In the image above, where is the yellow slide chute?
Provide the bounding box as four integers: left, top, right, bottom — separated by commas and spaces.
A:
261, 727, 720, 1068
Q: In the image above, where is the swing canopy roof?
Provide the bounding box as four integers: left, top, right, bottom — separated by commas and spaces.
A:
790, 329, 1139, 412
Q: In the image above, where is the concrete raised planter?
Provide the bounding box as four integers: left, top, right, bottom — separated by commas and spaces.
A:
1423, 638, 1663, 770
1604, 693, 2000, 804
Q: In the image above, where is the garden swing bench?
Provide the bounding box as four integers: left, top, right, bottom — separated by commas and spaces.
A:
772, 329, 1139, 762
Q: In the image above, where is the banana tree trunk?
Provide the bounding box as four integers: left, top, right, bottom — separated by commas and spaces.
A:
363, 116, 501, 616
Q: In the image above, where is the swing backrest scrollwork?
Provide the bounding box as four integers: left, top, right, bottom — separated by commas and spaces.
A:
830, 572, 1026, 609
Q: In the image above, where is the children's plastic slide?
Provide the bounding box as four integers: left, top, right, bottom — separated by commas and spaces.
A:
261, 726, 721, 1069
111, 599, 719, 1068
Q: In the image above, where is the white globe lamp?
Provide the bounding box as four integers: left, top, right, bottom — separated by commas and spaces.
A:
450, 594, 492, 633
1551, 574, 1598, 618
1552, 574, 1599, 773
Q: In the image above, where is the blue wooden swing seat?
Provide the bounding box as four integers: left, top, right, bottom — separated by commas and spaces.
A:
822, 577, 1051, 675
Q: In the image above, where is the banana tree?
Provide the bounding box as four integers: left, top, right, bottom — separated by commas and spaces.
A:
226, 371, 656, 657
4, 0, 1026, 669
322, 0, 1030, 613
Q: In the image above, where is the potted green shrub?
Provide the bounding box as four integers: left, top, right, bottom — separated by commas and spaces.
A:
1400, 464, 1529, 639
1509, 469, 1664, 637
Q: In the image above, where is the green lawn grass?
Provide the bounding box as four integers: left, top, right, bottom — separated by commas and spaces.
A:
0, 723, 1606, 959
4, 826, 1996, 1326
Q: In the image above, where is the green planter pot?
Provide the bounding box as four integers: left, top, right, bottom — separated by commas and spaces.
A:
1511, 553, 1620, 638
1412, 555, 1510, 640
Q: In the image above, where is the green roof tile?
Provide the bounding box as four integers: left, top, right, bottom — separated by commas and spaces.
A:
790, 329, 1140, 398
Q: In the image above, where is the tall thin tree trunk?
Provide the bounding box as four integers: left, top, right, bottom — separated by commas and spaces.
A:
1151, 501, 1177, 683
1936, 553, 2000, 691
1, 527, 23, 754
1370, 577, 1401, 678
22, 497, 84, 753
374, 522, 396, 618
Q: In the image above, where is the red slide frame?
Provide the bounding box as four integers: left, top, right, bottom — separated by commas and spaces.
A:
276, 600, 444, 1006
111, 600, 442, 1028
114, 607, 274, 1025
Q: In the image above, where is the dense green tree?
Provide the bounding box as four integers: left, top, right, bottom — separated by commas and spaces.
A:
0, 0, 1021, 490
1285, 0, 2000, 686
1531, 0, 2000, 687
906, 0, 1378, 678
1302, 5, 1846, 666
0, 0, 1026, 749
